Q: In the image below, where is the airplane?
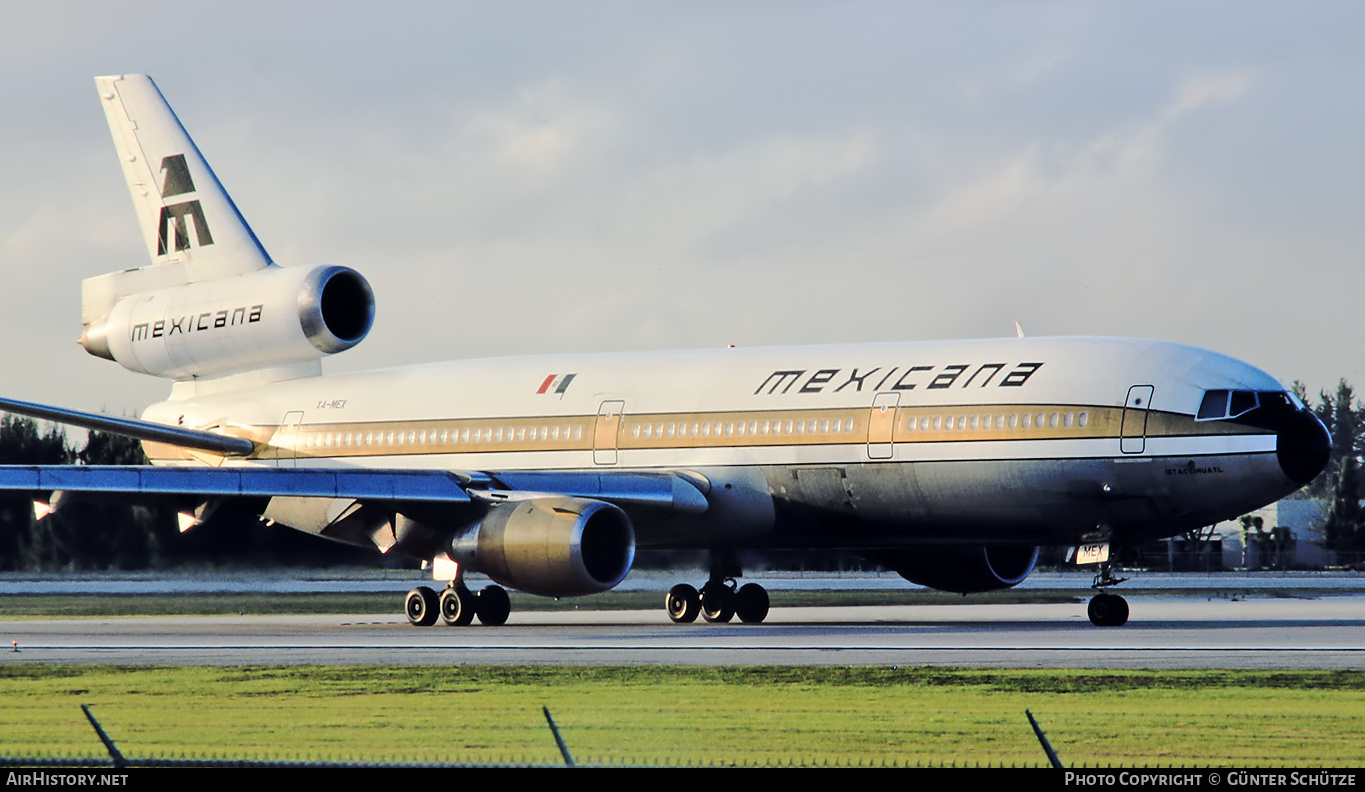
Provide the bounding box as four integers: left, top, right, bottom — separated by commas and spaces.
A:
0, 74, 1331, 628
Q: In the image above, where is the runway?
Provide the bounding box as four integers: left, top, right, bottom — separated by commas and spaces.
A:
4, 594, 1363, 669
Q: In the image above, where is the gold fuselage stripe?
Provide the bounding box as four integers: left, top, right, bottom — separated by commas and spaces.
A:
144, 403, 1261, 462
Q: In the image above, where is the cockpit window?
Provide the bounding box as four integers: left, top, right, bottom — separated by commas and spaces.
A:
1196, 389, 1261, 421
1229, 390, 1258, 417
1197, 390, 1229, 420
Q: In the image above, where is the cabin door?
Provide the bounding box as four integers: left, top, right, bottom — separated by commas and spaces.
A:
275, 411, 304, 468
594, 400, 625, 465
867, 392, 899, 460
1120, 385, 1154, 454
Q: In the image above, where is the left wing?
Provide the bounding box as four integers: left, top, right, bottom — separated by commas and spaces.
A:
0, 465, 471, 502
0, 464, 708, 514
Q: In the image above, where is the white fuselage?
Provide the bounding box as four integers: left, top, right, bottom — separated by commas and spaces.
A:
139, 335, 1300, 551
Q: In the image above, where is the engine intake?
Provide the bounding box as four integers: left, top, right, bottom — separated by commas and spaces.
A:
450, 497, 635, 597
873, 545, 1039, 594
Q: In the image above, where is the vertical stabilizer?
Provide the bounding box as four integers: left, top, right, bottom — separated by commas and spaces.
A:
95, 74, 273, 282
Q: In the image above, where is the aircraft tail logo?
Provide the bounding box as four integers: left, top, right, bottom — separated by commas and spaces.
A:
95, 74, 271, 281
155, 154, 213, 255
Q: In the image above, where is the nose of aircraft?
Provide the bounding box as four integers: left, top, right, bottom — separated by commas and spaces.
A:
1276, 407, 1331, 485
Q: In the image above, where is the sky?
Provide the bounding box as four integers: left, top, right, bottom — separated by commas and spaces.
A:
2, 2, 1363, 417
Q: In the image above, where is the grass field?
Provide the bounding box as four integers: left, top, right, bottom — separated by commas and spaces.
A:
1, 665, 1362, 767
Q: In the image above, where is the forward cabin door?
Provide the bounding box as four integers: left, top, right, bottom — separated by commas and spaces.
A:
1120, 385, 1154, 454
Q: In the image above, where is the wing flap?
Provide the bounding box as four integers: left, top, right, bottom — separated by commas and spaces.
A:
487, 470, 709, 514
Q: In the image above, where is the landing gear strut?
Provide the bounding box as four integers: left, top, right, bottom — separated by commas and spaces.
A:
1087, 564, 1130, 627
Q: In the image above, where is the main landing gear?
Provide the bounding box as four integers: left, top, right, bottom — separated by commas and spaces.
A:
1087, 564, 1130, 627
666, 580, 770, 624
405, 583, 511, 627
666, 553, 770, 625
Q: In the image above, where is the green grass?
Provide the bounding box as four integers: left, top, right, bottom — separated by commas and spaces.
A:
0, 666, 1361, 767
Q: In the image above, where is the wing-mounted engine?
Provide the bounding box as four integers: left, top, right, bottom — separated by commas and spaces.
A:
450, 497, 636, 597
872, 545, 1039, 594
79, 263, 374, 380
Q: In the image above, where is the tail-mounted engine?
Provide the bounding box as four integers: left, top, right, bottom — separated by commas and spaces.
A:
79, 264, 374, 380
450, 497, 636, 597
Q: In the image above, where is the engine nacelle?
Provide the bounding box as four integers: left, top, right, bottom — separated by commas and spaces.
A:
449, 497, 636, 597
80, 264, 374, 379
873, 545, 1039, 594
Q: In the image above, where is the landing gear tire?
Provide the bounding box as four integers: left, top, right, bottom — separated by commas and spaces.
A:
476, 585, 511, 626
666, 584, 701, 623
440, 586, 477, 626
734, 583, 770, 624
700, 582, 735, 623
1088, 593, 1130, 627
405, 586, 439, 627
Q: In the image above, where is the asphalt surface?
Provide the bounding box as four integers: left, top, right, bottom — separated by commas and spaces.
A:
4, 592, 1363, 669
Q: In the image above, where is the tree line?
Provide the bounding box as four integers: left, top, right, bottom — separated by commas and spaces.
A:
1298, 380, 1365, 561
0, 415, 384, 571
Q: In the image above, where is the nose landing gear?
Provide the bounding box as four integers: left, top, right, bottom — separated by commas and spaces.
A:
1088, 564, 1130, 627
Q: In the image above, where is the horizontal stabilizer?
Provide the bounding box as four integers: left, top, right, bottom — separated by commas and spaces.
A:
0, 396, 254, 456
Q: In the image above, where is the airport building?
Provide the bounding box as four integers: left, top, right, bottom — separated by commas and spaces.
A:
1152, 499, 1343, 571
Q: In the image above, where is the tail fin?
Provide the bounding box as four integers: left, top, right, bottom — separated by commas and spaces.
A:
81, 75, 374, 386
94, 74, 272, 282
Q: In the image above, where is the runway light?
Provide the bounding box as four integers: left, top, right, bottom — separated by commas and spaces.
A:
11, 641, 17, 653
